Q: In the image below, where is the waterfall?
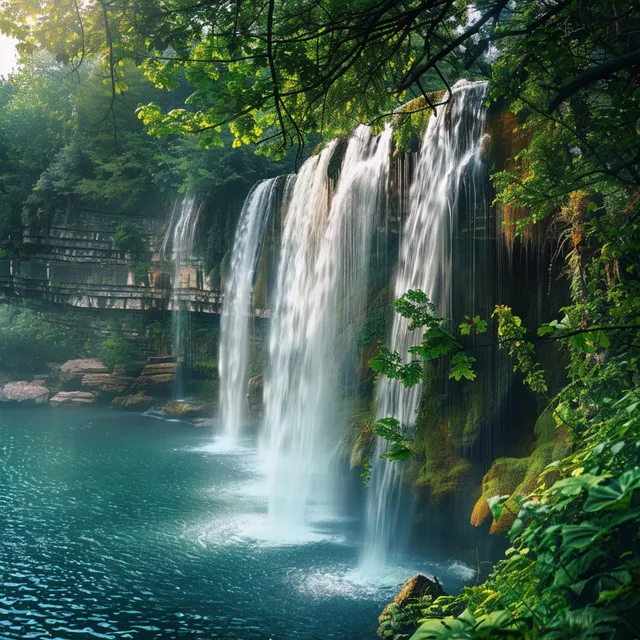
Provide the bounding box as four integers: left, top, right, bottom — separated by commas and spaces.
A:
362, 81, 489, 568
219, 178, 281, 445
162, 196, 202, 399
263, 125, 393, 536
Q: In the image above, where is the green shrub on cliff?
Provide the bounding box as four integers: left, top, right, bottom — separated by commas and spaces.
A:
113, 222, 146, 261
97, 336, 136, 371
0, 303, 77, 373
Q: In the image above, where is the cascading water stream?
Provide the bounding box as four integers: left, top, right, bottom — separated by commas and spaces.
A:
362, 81, 489, 569
161, 196, 202, 399
262, 125, 393, 537
218, 177, 281, 446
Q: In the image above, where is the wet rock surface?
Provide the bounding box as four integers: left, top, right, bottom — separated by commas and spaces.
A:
193, 418, 215, 429
163, 401, 208, 419
247, 374, 264, 422
394, 574, 445, 607
110, 393, 154, 410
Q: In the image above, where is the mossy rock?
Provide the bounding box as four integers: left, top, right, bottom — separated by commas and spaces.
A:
377, 574, 452, 640
411, 377, 474, 501
471, 408, 570, 534
344, 409, 377, 469
391, 92, 447, 153
163, 401, 209, 419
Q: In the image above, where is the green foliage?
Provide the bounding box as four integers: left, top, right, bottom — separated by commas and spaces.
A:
370, 292, 545, 463
379, 595, 461, 640
449, 353, 477, 382
113, 221, 146, 259
146, 319, 171, 356
133, 262, 150, 286
0, 51, 287, 259
492, 305, 547, 393
350, 304, 393, 355
369, 290, 462, 387
374, 417, 414, 462
406, 353, 640, 639
97, 335, 136, 370
459, 315, 487, 336
0, 302, 78, 372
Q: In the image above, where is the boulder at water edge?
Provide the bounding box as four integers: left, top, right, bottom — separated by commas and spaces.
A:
81, 368, 133, 394
163, 401, 207, 419
377, 574, 447, 639
0, 380, 49, 404
50, 391, 97, 406
110, 393, 154, 410
60, 359, 109, 384
135, 357, 177, 394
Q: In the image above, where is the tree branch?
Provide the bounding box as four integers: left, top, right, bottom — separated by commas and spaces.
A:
549, 48, 640, 112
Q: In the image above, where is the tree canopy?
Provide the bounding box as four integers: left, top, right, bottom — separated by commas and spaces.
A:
1, 0, 638, 168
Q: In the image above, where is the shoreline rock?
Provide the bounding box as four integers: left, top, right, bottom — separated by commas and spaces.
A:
163, 401, 208, 419
135, 357, 177, 393
60, 359, 109, 384
377, 574, 447, 639
0, 380, 50, 405
50, 391, 97, 406
110, 393, 154, 410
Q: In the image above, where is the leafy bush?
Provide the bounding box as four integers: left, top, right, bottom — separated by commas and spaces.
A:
0, 303, 77, 373
133, 261, 150, 286
97, 335, 136, 370
112, 221, 146, 260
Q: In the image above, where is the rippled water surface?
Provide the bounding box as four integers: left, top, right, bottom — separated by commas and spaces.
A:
0, 407, 472, 639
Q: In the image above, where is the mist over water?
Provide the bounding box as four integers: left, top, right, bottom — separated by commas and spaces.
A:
0, 408, 474, 639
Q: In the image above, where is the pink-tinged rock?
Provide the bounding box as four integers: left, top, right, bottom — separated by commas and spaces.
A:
59, 359, 108, 382
81, 372, 132, 394
0, 381, 49, 404
50, 391, 97, 406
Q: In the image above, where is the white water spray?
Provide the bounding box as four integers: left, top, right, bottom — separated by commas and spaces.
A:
162, 196, 202, 398
219, 178, 281, 445
263, 125, 393, 537
362, 81, 489, 569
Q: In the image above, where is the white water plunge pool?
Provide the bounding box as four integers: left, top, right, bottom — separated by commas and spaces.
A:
0, 407, 475, 639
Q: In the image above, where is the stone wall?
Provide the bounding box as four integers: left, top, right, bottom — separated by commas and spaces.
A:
0, 208, 271, 317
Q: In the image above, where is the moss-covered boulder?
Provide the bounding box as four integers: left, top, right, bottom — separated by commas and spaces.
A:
471, 408, 570, 534
377, 574, 448, 639
163, 401, 208, 419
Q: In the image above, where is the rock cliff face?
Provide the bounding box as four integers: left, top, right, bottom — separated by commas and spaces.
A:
0, 208, 270, 316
